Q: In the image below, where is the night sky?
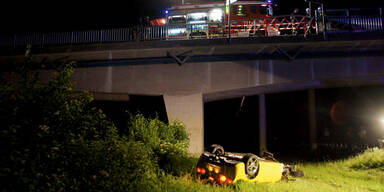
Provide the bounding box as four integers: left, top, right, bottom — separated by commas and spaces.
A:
1, 0, 383, 34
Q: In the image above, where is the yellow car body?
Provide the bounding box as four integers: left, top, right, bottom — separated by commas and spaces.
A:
232, 161, 284, 183
197, 152, 284, 184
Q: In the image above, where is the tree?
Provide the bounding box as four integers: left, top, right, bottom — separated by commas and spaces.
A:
0, 51, 158, 191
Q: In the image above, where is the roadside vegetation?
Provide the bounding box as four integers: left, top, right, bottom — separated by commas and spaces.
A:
1, 52, 383, 191
160, 148, 384, 192
0, 53, 194, 191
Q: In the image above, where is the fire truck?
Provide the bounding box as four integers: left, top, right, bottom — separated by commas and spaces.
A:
154, 0, 316, 39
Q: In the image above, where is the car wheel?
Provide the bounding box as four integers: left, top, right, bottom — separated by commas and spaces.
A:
208, 144, 224, 155
243, 154, 259, 179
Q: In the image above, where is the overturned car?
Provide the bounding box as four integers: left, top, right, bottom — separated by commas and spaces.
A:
196, 144, 303, 184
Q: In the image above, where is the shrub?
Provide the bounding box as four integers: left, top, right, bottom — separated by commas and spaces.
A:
347, 148, 384, 170
0, 54, 160, 191
0, 50, 195, 191
127, 114, 192, 176
73, 140, 159, 191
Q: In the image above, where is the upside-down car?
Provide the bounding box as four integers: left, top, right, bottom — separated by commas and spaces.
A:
196, 144, 303, 184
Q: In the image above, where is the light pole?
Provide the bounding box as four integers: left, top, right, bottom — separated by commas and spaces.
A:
227, 0, 237, 43
228, 0, 231, 43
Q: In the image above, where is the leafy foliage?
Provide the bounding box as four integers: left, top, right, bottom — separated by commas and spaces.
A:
346, 147, 384, 170
0, 49, 197, 191
0, 54, 161, 191
127, 114, 192, 176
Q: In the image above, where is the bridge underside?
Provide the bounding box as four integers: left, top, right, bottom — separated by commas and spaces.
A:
4, 38, 383, 155
75, 54, 384, 155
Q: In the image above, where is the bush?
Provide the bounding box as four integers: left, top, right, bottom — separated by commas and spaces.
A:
0, 54, 160, 191
75, 140, 159, 191
347, 148, 384, 170
0, 51, 195, 191
127, 114, 192, 176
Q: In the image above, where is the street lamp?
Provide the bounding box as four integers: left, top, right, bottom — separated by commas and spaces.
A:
380, 118, 384, 127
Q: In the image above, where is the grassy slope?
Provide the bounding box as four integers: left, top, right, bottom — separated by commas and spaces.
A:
163, 148, 384, 192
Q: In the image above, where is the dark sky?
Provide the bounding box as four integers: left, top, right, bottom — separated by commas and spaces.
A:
1, 0, 383, 34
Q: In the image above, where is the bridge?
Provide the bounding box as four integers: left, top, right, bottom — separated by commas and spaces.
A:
1, 14, 384, 155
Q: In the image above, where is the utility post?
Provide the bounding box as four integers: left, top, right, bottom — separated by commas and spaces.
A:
321, 3, 327, 40
228, 0, 232, 43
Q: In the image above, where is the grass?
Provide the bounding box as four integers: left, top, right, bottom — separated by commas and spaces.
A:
160, 148, 384, 192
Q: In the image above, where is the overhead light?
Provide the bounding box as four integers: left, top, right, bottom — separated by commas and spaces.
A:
209, 8, 223, 22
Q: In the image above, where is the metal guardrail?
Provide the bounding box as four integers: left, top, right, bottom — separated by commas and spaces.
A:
0, 15, 382, 48
327, 16, 383, 33
0, 27, 167, 48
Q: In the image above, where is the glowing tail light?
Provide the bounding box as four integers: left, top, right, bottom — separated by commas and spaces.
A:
196, 167, 201, 173
226, 178, 233, 184
200, 168, 206, 175
218, 174, 227, 184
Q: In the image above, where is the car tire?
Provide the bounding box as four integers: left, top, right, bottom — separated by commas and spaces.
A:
243, 154, 259, 179
208, 144, 224, 155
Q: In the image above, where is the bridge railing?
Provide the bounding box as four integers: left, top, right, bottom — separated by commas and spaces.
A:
0, 15, 383, 48
0, 27, 168, 48
327, 16, 383, 33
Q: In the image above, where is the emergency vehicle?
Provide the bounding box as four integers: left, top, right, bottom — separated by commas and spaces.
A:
153, 0, 315, 39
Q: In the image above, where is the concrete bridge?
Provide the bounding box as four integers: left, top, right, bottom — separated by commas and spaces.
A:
1, 34, 384, 155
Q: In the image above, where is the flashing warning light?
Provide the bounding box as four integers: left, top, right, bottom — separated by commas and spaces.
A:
200, 168, 206, 175
214, 167, 220, 174
165, 10, 169, 14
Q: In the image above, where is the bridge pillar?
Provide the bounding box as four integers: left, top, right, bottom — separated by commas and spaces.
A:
259, 94, 267, 155
308, 89, 317, 151
163, 93, 204, 156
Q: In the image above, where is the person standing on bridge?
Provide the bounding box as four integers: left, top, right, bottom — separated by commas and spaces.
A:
305, 8, 312, 36
290, 8, 299, 35
306, 8, 311, 17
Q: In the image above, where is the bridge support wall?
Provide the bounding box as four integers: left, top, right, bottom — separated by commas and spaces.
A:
164, 93, 204, 155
